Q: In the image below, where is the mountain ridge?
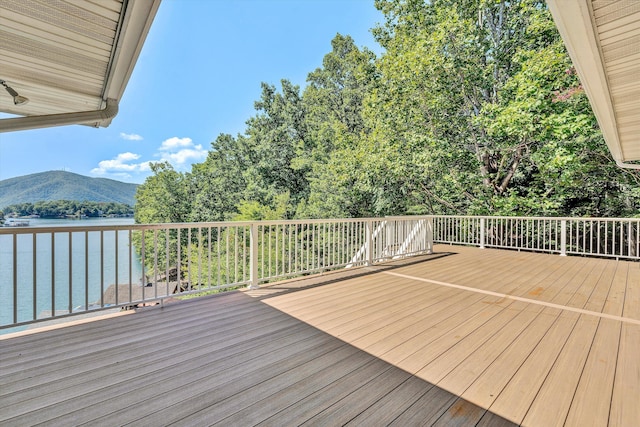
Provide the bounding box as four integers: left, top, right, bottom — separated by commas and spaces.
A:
0, 171, 138, 209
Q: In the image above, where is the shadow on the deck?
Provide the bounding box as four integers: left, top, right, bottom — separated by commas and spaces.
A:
250, 251, 456, 300
0, 284, 515, 426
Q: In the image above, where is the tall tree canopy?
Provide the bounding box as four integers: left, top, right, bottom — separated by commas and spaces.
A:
135, 0, 640, 225
359, 0, 639, 216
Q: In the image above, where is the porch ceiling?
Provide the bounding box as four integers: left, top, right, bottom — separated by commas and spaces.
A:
548, 0, 640, 167
0, 0, 161, 130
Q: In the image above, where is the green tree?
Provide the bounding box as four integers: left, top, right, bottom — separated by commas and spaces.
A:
134, 162, 192, 224
299, 34, 379, 218
189, 134, 249, 222
356, 0, 640, 216
241, 80, 308, 213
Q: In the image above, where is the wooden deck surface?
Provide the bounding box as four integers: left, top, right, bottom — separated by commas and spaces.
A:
1, 245, 638, 426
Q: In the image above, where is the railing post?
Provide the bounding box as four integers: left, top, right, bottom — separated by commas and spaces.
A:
366, 220, 373, 266
249, 223, 260, 289
560, 219, 567, 256
479, 217, 485, 249
628, 221, 633, 257
426, 217, 433, 254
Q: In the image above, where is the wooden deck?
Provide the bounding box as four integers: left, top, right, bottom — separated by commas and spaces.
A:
1, 245, 638, 426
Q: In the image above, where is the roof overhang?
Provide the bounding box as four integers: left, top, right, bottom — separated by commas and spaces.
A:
547, 0, 640, 169
0, 0, 161, 132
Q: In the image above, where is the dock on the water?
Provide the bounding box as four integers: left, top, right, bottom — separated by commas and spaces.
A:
101, 282, 180, 306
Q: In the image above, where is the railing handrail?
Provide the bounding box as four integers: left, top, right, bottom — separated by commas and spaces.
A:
4, 214, 637, 235
429, 214, 640, 221
0, 217, 412, 236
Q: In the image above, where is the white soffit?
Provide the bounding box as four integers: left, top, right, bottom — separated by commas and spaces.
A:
0, 0, 161, 130
547, 0, 640, 167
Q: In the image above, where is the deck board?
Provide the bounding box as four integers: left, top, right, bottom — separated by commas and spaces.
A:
415, 300, 529, 384
460, 305, 561, 411
219, 348, 375, 425
521, 314, 599, 427
300, 365, 413, 425
564, 318, 622, 426
372, 292, 499, 364
0, 244, 637, 426
343, 375, 435, 426
561, 260, 629, 426
609, 262, 640, 426
136, 341, 359, 426
488, 309, 578, 424
434, 302, 545, 394
622, 262, 640, 319
387, 384, 459, 426
609, 322, 640, 426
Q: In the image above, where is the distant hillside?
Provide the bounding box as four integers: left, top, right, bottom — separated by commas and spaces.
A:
0, 171, 138, 209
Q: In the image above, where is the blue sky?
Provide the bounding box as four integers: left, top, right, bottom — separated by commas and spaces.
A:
0, 0, 383, 184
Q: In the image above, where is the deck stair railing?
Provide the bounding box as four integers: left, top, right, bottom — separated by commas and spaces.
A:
346, 219, 386, 268
1, 215, 637, 330
345, 217, 434, 267
371, 217, 433, 261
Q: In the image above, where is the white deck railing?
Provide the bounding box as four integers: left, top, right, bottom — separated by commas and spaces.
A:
0, 217, 432, 329
1, 215, 637, 329
433, 215, 639, 259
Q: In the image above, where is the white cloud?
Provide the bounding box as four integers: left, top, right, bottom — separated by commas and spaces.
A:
120, 132, 144, 141
91, 136, 208, 180
159, 137, 194, 151
157, 136, 208, 167
159, 147, 208, 165
91, 152, 152, 175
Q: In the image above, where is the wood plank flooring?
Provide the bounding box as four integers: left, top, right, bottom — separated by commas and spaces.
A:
0, 245, 637, 426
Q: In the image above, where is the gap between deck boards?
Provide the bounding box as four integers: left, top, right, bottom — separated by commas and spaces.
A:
377, 270, 640, 326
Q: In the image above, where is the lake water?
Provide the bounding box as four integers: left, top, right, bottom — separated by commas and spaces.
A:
0, 217, 143, 329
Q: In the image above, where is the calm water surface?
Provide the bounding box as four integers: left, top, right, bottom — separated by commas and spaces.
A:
0, 218, 143, 328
